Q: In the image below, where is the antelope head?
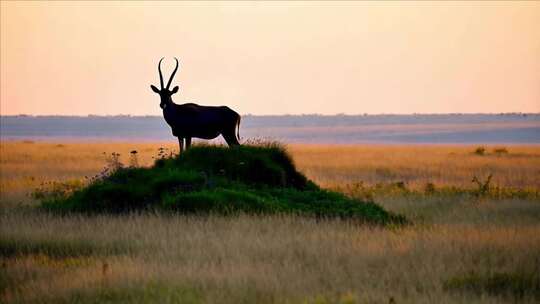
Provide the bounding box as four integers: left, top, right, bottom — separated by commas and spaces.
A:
151, 57, 180, 109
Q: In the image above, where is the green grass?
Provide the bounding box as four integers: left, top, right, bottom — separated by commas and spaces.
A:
335, 181, 540, 202
444, 271, 540, 300
50, 282, 202, 304
0, 237, 131, 259
39, 144, 406, 225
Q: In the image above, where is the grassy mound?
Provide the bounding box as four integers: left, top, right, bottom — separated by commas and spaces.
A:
41, 144, 406, 225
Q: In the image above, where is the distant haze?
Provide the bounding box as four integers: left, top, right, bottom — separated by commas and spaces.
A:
2, 114, 539, 144
1, 1, 539, 115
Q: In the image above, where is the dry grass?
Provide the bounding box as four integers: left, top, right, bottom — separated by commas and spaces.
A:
289, 145, 540, 189
1, 141, 540, 303
2, 211, 539, 304
2, 142, 538, 203
0, 141, 177, 204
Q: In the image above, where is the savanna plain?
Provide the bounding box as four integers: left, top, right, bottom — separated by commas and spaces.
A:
1, 141, 539, 303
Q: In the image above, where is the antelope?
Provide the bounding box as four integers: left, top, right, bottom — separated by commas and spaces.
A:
151, 58, 241, 153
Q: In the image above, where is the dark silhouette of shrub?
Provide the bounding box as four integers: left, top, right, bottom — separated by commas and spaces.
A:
474, 146, 486, 155
424, 182, 436, 194
472, 174, 493, 197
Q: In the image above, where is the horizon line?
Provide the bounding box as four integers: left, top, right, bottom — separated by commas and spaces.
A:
1, 112, 539, 118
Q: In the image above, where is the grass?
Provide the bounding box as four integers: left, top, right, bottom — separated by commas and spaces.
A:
2, 211, 539, 303
56, 283, 202, 304
290, 144, 540, 190
0, 237, 130, 259
444, 271, 540, 300
1, 141, 539, 303
2, 142, 539, 203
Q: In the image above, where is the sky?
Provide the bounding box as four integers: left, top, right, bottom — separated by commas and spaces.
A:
1, 1, 539, 116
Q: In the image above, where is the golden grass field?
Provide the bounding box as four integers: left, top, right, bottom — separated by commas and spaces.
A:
1, 141, 540, 303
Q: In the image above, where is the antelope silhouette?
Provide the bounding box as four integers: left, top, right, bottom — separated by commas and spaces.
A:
151, 58, 241, 153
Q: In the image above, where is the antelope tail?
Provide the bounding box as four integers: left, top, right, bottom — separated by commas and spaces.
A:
236, 116, 241, 143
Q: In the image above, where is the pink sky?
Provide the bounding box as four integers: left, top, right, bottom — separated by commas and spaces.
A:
1, 1, 539, 115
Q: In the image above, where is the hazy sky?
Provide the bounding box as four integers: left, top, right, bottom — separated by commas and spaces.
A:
1, 1, 539, 115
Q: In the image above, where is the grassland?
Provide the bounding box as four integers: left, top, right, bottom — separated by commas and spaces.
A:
1, 141, 539, 303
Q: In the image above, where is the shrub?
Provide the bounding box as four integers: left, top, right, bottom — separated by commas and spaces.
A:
473, 146, 486, 156
105, 152, 123, 171
493, 147, 509, 155
424, 182, 436, 194
32, 180, 84, 201
395, 181, 407, 190
471, 174, 493, 197
129, 150, 139, 167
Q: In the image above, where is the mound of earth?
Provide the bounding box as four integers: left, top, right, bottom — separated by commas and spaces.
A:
42, 144, 406, 225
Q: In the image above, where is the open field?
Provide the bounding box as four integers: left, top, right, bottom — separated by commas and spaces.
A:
2, 142, 539, 203
1, 141, 540, 303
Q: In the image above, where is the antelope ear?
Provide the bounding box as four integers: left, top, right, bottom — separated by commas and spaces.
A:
151, 85, 160, 93
171, 86, 179, 94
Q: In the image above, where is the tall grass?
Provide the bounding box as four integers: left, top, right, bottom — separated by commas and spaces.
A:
1, 141, 539, 303
2, 142, 539, 204
1, 210, 539, 303
290, 144, 540, 189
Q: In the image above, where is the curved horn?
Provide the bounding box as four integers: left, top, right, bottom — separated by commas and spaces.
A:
158, 57, 165, 89
166, 57, 179, 90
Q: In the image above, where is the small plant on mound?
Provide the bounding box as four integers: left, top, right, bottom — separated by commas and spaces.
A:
472, 174, 493, 197
40, 143, 406, 225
